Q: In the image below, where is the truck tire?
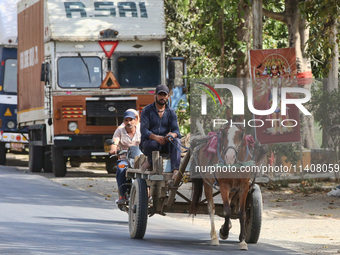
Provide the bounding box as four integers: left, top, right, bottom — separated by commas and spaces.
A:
245, 184, 262, 244
0, 143, 6, 165
43, 146, 53, 173
52, 146, 67, 177
70, 157, 81, 167
129, 178, 148, 239
29, 145, 44, 172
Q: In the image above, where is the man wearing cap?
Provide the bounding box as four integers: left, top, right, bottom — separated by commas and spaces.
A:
110, 110, 141, 205
140, 84, 181, 179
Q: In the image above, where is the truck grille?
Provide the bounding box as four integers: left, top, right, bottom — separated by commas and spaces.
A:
86, 100, 136, 117
86, 100, 136, 126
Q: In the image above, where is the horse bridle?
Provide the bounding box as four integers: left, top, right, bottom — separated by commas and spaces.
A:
218, 124, 248, 165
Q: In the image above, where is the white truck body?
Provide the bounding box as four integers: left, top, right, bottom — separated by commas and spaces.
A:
0, 0, 18, 47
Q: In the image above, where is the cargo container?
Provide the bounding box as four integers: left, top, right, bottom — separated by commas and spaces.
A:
0, 0, 28, 165
17, 0, 186, 176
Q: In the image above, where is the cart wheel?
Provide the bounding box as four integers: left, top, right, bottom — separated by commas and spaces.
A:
129, 178, 148, 239
245, 184, 262, 243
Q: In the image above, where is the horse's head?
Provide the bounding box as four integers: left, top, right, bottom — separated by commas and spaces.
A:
220, 107, 246, 165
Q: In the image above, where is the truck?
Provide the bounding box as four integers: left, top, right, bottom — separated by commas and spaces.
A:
0, 0, 28, 165
17, 0, 186, 177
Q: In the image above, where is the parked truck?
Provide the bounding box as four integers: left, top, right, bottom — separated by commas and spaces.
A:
17, 0, 186, 177
0, 0, 28, 165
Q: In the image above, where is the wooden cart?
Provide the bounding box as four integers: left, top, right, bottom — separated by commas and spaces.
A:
124, 150, 262, 243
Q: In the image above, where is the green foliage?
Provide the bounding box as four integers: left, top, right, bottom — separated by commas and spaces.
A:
306, 80, 340, 162
299, 0, 340, 78
262, 0, 288, 49
165, 0, 246, 79
270, 143, 300, 166
175, 100, 190, 136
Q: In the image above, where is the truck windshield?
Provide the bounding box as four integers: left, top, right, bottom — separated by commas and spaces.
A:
3, 59, 17, 93
117, 56, 160, 88
58, 57, 102, 88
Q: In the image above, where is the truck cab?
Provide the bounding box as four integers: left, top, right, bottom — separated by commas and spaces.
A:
17, 0, 186, 176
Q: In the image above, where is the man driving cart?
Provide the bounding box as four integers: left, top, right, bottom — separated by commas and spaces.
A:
139, 84, 182, 180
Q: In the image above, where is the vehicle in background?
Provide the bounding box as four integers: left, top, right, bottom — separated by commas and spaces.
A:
17, 0, 186, 176
0, 0, 28, 165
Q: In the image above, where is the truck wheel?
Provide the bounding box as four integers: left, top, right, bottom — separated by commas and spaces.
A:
52, 146, 67, 177
0, 143, 6, 165
29, 145, 43, 172
70, 157, 81, 167
129, 178, 148, 239
106, 158, 117, 174
43, 146, 53, 173
245, 184, 262, 244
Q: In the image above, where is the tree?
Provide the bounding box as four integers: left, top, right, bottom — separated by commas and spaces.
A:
253, 0, 263, 50
236, 0, 252, 94
300, 0, 339, 84
299, 0, 340, 147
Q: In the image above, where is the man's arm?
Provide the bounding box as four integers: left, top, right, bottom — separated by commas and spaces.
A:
167, 109, 181, 139
110, 130, 121, 155
140, 108, 153, 141
149, 133, 167, 145
141, 106, 167, 145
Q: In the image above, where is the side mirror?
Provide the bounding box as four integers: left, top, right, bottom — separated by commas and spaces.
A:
105, 139, 115, 145
166, 57, 186, 87
41, 62, 50, 83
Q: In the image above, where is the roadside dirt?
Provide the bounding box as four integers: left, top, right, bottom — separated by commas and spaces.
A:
6, 153, 340, 254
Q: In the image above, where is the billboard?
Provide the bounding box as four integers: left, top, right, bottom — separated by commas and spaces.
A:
249, 48, 301, 144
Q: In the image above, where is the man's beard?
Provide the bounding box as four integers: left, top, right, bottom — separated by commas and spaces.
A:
156, 98, 166, 105
125, 124, 134, 129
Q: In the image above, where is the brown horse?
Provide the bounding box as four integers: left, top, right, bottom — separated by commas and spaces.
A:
190, 108, 266, 250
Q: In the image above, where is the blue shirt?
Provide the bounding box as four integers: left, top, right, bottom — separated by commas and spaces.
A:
140, 102, 181, 142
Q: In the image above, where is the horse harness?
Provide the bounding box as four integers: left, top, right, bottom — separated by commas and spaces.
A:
193, 124, 252, 191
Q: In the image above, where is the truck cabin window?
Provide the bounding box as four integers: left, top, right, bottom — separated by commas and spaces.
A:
58, 57, 102, 88
3, 59, 17, 93
117, 56, 160, 88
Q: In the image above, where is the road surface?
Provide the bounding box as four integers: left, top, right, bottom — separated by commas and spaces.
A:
0, 165, 303, 254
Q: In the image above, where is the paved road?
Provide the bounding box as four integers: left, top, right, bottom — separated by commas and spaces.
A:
0, 165, 302, 254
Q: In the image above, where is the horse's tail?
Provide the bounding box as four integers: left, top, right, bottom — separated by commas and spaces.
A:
190, 178, 203, 215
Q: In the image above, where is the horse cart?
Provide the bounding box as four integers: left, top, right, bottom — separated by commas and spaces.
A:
119, 133, 264, 250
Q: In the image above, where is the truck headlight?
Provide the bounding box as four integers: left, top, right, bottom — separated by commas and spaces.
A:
7, 121, 15, 129
68, 122, 78, 132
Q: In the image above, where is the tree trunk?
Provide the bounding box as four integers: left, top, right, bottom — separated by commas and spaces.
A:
322, 17, 338, 148
252, 0, 263, 50
328, 18, 339, 91
236, 0, 252, 95
220, 9, 225, 76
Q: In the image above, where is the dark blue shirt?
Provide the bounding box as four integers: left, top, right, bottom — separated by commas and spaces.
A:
140, 102, 181, 142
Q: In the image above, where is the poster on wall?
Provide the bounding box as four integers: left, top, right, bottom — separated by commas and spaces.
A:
249, 48, 301, 144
